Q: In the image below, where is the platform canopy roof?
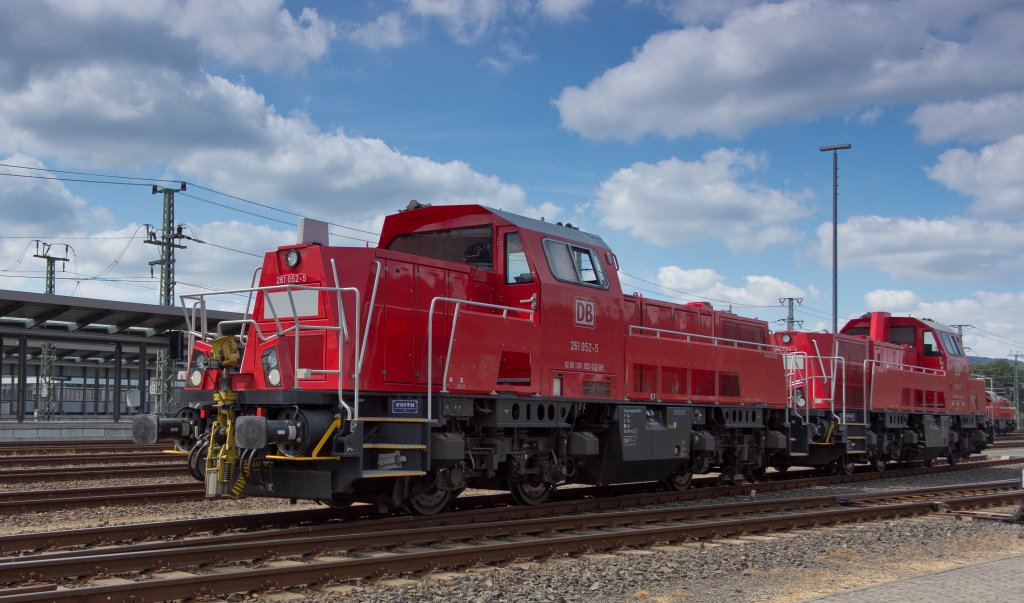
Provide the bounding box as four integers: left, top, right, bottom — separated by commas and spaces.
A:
0, 289, 242, 351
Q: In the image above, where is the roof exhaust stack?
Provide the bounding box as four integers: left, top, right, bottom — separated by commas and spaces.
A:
869, 311, 891, 342
297, 217, 329, 246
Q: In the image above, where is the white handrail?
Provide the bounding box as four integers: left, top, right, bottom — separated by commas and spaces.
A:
179, 278, 362, 423
863, 358, 946, 413
426, 297, 535, 422
238, 267, 263, 346
358, 260, 382, 375
627, 325, 785, 353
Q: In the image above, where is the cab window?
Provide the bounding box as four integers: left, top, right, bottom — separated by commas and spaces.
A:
542, 238, 608, 289
940, 332, 964, 356
387, 225, 493, 270
505, 233, 533, 284
922, 331, 941, 357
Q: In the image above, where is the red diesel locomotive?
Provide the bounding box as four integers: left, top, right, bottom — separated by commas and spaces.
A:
985, 391, 1018, 435
134, 202, 990, 513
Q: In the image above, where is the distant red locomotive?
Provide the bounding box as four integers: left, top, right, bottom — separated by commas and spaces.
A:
134, 202, 990, 513
984, 391, 1018, 435
774, 313, 989, 472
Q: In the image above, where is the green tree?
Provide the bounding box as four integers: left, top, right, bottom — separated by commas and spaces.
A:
971, 359, 1022, 412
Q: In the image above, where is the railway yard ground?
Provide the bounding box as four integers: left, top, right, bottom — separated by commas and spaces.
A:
0, 436, 1022, 602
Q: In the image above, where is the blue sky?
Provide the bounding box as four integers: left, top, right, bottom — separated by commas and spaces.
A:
2, 0, 1024, 358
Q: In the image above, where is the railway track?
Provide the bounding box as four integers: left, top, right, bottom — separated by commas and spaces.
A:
1, 479, 1020, 602
0, 483, 205, 514
0, 463, 188, 484
0, 442, 163, 456
0, 456, 1019, 517
0, 452, 177, 468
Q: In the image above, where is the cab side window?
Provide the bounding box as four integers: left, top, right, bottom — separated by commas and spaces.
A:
940, 332, 964, 356
505, 233, 533, 284
922, 331, 941, 357
542, 239, 608, 289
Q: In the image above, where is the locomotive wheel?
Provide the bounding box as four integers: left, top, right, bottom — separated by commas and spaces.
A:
509, 478, 554, 505
664, 470, 693, 491
747, 465, 768, 482
186, 443, 208, 482
870, 457, 886, 473
408, 487, 453, 515
772, 464, 790, 474
946, 450, 959, 466
831, 457, 855, 475
922, 457, 936, 467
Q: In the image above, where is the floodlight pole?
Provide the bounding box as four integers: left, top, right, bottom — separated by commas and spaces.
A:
820, 144, 851, 333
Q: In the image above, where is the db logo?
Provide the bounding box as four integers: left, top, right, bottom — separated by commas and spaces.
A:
574, 298, 596, 328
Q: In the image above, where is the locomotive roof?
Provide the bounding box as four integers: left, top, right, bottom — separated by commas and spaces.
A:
842, 313, 958, 336
380, 203, 610, 250
486, 207, 608, 249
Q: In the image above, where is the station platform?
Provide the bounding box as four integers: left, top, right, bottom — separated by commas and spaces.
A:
0, 418, 132, 442
806, 553, 1024, 602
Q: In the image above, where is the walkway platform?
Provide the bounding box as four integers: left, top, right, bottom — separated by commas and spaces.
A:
0, 419, 132, 442
806, 553, 1024, 602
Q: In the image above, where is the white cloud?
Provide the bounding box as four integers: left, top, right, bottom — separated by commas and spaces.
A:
926, 135, 1024, 217
0, 16, 545, 224
0, 154, 114, 236
663, 0, 763, 26
594, 149, 812, 250
864, 289, 922, 312
482, 41, 538, 72
554, 0, 1024, 140
911, 92, 1024, 144
652, 266, 806, 307
343, 12, 410, 50
407, 0, 506, 44
168, 0, 337, 71
818, 215, 1024, 281
174, 112, 533, 221
536, 0, 592, 22
1, 1, 337, 76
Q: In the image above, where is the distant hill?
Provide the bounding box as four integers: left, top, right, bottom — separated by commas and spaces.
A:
969, 356, 1000, 364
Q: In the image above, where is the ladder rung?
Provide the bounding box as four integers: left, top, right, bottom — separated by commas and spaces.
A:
363, 443, 427, 450
362, 470, 426, 478
266, 455, 340, 461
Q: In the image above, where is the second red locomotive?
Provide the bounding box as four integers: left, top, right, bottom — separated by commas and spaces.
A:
134, 202, 991, 513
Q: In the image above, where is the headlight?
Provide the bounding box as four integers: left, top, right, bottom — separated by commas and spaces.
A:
780, 333, 792, 344
262, 347, 282, 386
187, 350, 208, 388
285, 249, 300, 268
793, 387, 806, 408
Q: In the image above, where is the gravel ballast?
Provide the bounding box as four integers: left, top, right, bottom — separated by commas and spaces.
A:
4, 462, 1024, 602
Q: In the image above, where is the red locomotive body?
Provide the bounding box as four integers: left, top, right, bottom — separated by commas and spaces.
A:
774, 312, 988, 469
134, 203, 989, 512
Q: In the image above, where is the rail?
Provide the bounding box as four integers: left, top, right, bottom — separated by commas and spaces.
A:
179, 260, 383, 423
426, 297, 535, 422
863, 358, 945, 413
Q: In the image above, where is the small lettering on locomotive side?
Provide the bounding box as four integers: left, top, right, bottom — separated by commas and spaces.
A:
391, 399, 419, 414
275, 273, 308, 285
